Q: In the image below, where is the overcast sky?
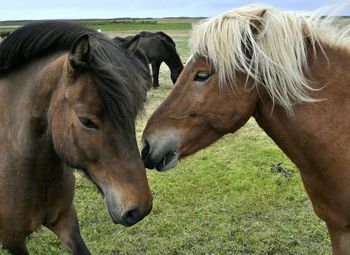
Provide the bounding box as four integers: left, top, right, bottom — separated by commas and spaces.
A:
0, 0, 349, 21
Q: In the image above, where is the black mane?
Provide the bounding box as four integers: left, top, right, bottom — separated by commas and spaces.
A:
139, 31, 176, 47
0, 21, 150, 129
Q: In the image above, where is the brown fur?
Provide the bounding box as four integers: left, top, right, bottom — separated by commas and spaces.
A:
0, 43, 152, 254
142, 42, 350, 253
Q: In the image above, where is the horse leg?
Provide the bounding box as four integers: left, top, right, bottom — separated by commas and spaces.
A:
151, 61, 161, 88
46, 205, 91, 255
2, 234, 28, 255
327, 223, 350, 254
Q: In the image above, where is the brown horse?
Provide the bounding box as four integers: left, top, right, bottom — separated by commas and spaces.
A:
142, 6, 350, 254
0, 21, 152, 255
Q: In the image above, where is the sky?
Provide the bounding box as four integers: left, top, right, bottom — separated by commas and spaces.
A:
0, 0, 349, 21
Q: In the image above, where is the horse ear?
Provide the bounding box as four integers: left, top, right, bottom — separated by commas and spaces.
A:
250, 9, 267, 35
67, 34, 90, 75
243, 10, 267, 60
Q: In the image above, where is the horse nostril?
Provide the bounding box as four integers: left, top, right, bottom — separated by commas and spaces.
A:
141, 140, 150, 161
142, 140, 157, 169
121, 207, 142, 226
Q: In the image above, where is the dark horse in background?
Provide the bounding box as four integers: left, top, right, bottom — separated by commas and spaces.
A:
114, 31, 183, 88
0, 21, 152, 255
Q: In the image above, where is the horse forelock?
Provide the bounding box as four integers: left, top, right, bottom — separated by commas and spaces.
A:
88, 38, 149, 129
189, 4, 350, 113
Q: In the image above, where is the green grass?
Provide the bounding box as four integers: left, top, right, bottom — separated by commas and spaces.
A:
0, 33, 331, 254
0, 21, 193, 33
86, 22, 192, 31
0, 28, 14, 32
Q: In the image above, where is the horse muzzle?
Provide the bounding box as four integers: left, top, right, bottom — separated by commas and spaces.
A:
105, 189, 152, 227
141, 132, 180, 172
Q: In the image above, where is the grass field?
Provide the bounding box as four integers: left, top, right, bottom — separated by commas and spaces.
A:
86, 21, 192, 32
0, 19, 194, 33
0, 23, 332, 254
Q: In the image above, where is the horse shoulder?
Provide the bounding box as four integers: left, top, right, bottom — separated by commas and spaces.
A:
139, 37, 167, 60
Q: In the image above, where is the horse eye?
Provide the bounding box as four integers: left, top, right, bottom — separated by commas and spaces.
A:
79, 117, 98, 129
194, 71, 210, 82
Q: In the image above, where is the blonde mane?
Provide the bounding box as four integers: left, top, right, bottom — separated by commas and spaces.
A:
190, 5, 350, 112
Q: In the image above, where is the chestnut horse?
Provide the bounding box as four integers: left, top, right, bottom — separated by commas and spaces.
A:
142, 6, 350, 254
0, 21, 152, 255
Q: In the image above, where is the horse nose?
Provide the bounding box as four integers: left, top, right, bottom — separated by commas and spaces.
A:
141, 140, 149, 161
141, 136, 180, 171
121, 205, 152, 226
141, 140, 156, 169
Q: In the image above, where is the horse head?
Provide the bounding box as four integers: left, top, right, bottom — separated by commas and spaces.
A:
50, 34, 152, 226
142, 54, 257, 171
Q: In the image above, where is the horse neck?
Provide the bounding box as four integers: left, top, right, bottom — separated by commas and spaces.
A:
4, 54, 66, 140
0, 54, 66, 172
253, 42, 350, 174
27, 55, 66, 112
164, 50, 183, 73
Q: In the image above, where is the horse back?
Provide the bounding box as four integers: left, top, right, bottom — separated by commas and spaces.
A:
138, 37, 173, 62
